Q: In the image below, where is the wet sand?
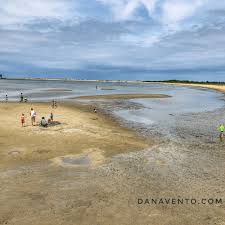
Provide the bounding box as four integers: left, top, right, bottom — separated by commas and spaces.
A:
75, 93, 170, 100
45, 89, 73, 92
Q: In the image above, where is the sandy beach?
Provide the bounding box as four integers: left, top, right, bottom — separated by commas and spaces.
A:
0, 102, 150, 167
0, 84, 225, 225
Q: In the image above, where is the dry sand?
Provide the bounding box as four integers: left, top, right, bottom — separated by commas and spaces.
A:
0, 102, 150, 168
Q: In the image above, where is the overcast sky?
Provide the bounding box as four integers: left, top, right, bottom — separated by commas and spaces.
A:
0, 0, 225, 80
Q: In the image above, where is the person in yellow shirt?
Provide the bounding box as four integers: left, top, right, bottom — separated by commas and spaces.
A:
218, 124, 224, 141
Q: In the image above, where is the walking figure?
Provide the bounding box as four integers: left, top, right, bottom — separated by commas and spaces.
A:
5, 94, 8, 103
20, 93, 24, 102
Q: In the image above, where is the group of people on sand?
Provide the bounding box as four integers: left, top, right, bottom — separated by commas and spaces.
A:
21, 108, 54, 128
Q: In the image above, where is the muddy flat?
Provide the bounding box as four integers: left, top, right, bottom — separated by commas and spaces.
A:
44, 88, 73, 92
75, 93, 170, 100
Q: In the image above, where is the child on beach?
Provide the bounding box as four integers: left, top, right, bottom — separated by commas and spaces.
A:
50, 112, 53, 121
21, 114, 25, 127
48, 112, 54, 124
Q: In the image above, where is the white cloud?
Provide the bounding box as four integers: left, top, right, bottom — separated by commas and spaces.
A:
97, 0, 157, 20
1, 0, 225, 79
0, 0, 75, 28
161, 0, 206, 25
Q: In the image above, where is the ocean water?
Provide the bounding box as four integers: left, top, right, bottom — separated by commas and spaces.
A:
0, 79, 224, 126
114, 87, 225, 125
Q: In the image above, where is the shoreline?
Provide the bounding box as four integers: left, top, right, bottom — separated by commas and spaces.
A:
3, 77, 225, 94
1, 77, 144, 84
160, 82, 225, 95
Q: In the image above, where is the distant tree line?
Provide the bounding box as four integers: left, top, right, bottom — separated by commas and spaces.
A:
143, 79, 225, 85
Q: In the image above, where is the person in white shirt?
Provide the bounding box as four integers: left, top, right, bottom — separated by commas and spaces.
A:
40, 117, 48, 128
30, 108, 36, 126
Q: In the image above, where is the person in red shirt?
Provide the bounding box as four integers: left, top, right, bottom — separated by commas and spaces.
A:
21, 114, 25, 127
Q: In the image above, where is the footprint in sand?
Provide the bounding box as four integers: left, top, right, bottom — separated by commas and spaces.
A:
7, 148, 26, 157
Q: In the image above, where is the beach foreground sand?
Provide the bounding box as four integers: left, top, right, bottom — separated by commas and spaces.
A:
0, 89, 225, 225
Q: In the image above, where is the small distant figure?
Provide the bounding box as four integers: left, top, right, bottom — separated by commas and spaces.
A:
218, 124, 224, 141
96, 86, 98, 90
5, 94, 8, 103
93, 108, 97, 113
40, 117, 48, 128
52, 100, 57, 109
48, 112, 54, 124
24, 98, 28, 103
21, 114, 25, 127
30, 108, 36, 126
50, 112, 53, 121
20, 93, 24, 102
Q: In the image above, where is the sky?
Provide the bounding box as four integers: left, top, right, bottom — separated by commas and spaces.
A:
0, 0, 225, 81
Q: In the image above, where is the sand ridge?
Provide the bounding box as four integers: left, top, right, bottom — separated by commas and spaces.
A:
75, 93, 170, 100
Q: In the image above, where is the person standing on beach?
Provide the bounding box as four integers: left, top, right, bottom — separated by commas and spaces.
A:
21, 114, 25, 127
50, 112, 53, 121
218, 124, 224, 141
30, 108, 36, 126
48, 112, 54, 124
20, 93, 24, 102
5, 94, 8, 103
